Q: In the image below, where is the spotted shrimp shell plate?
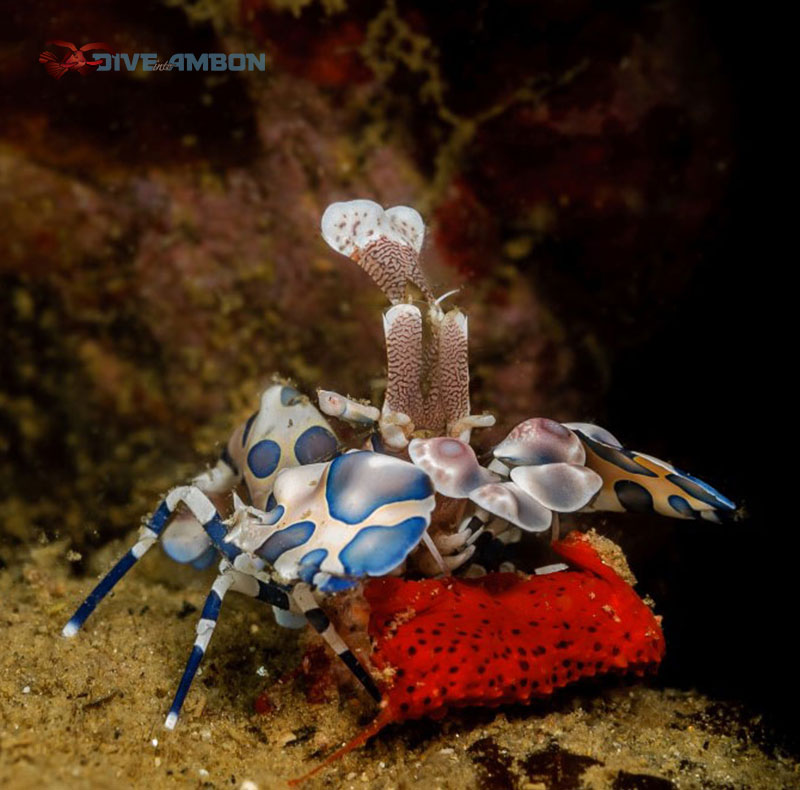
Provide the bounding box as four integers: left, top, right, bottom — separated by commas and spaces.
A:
321, 200, 424, 257
510, 462, 603, 513
408, 437, 499, 498
167, 382, 334, 559
469, 480, 552, 532
493, 418, 586, 466
241, 451, 436, 584
235, 384, 339, 510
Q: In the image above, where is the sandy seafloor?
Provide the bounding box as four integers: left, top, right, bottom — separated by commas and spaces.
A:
1, 539, 796, 790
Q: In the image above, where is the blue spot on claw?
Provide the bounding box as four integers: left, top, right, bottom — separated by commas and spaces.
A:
298, 548, 328, 583
318, 576, 358, 593
326, 452, 433, 525
339, 516, 428, 577
248, 439, 281, 478
256, 521, 315, 563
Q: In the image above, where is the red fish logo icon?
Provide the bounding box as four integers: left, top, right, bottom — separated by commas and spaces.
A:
38, 40, 114, 79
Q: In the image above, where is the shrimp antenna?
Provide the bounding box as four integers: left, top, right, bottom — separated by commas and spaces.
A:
435, 288, 460, 307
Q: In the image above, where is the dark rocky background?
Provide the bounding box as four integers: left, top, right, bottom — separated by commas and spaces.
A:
0, 0, 783, 758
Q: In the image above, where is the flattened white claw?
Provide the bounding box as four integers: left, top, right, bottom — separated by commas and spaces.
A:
487, 458, 510, 476
510, 462, 603, 513
468, 480, 552, 533
408, 437, 498, 498
493, 418, 586, 467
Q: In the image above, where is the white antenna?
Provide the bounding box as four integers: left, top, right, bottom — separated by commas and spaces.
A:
435, 288, 461, 307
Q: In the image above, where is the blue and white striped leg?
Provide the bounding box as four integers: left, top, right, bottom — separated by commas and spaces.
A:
62, 499, 174, 637
291, 583, 382, 703
165, 570, 234, 730
456, 508, 526, 576
62, 486, 237, 638
165, 570, 294, 729
457, 507, 491, 545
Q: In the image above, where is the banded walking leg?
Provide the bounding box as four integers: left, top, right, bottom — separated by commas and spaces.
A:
164, 568, 290, 729
419, 530, 476, 576
165, 569, 236, 729
456, 507, 492, 546
62, 500, 174, 637
291, 583, 382, 703
456, 509, 525, 575
62, 486, 236, 638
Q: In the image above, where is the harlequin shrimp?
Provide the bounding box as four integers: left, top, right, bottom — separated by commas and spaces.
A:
61, 199, 736, 752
